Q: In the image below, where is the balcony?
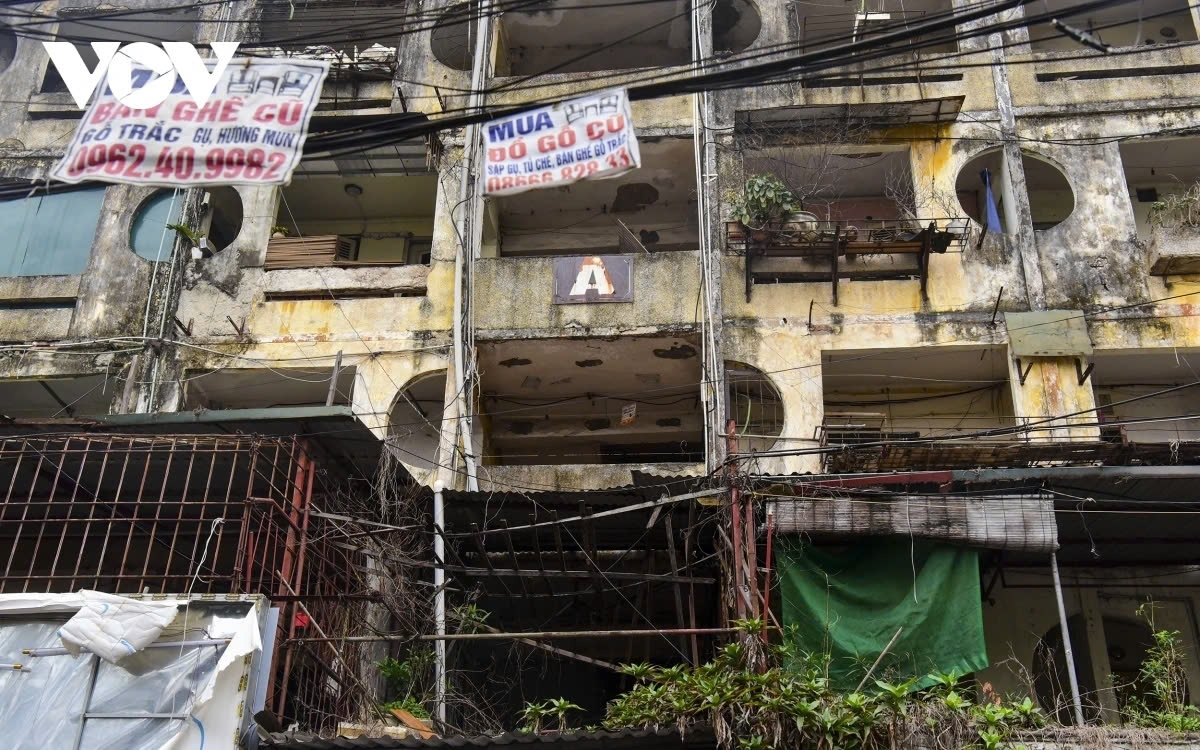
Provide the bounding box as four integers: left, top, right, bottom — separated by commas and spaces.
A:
493, 0, 691, 77
1120, 136, 1200, 275
256, 0, 400, 109
475, 336, 705, 469
485, 138, 697, 258
1014, 0, 1200, 108
729, 217, 966, 303
268, 165, 435, 298
818, 348, 1200, 473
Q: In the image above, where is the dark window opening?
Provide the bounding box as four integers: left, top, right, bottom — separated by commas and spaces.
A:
479, 337, 705, 466
496, 0, 691, 76
41, 8, 199, 94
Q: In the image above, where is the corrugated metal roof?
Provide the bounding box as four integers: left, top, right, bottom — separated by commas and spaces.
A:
1, 407, 384, 478
262, 728, 714, 750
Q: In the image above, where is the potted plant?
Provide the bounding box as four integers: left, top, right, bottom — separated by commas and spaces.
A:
271, 223, 290, 239
1146, 181, 1200, 275
167, 222, 212, 259
728, 174, 799, 241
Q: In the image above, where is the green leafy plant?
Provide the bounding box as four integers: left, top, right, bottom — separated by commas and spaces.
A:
726, 174, 797, 230
549, 697, 583, 731
166, 222, 204, 246
1121, 601, 1200, 731
377, 647, 435, 720
452, 603, 490, 634
521, 698, 582, 734
270, 223, 290, 237
1148, 181, 1200, 230
603, 636, 1043, 749
521, 701, 551, 734
381, 696, 430, 719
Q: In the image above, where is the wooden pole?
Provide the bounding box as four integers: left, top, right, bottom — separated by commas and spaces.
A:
325, 349, 343, 406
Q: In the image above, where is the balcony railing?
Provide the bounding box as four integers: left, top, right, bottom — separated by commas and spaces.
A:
816, 416, 1200, 473
726, 217, 968, 303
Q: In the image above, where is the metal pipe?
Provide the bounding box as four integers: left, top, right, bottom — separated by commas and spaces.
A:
761, 507, 775, 645
433, 479, 447, 726
449, 0, 491, 493
292, 628, 738, 643
24, 638, 230, 658
726, 420, 745, 619
1050, 552, 1086, 726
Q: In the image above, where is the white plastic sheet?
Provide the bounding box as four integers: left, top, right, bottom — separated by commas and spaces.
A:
0, 594, 262, 750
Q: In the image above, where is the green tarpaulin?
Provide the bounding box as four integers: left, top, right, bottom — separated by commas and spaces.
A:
777, 538, 988, 690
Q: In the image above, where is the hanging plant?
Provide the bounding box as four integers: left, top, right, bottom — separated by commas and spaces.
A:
1148, 182, 1200, 231
166, 222, 205, 247
727, 174, 798, 230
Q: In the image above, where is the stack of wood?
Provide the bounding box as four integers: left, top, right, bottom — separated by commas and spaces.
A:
265, 235, 357, 271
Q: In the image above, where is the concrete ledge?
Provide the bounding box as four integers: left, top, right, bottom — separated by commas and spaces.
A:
477, 462, 703, 493
1149, 227, 1200, 275
0, 305, 74, 342
262, 264, 429, 296
0, 274, 80, 303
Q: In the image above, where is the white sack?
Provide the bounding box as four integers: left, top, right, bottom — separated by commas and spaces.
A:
57, 591, 181, 663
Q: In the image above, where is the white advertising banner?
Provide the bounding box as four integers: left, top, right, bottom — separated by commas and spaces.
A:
484, 88, 641, 196
51, 58, 330, 187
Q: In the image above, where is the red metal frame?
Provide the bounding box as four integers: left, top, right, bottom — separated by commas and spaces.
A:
0, 433, 375, 734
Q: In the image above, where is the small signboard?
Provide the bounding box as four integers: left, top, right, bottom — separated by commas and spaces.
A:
552, 255, 633, 304
52, 58, 329, 187
620, 403, 637, 426
483, 88, 641, 197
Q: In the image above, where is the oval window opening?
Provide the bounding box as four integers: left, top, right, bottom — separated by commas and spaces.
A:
431, 6, 474, 71
131, 191, 185, 261
714, 0, 761, 53
132, 187, 244, 261
727, 361, 783, 453
0, 27, 16, 73
956, 148, 1075, 233
389, 372, 446, 481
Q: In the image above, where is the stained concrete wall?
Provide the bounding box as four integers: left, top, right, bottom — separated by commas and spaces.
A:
0, 0, 1198, 488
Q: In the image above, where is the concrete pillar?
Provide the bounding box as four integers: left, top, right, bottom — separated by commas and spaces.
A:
1006, 356, 1100, 441
1079, 588, 1119, 723
988, 24, 1046, 310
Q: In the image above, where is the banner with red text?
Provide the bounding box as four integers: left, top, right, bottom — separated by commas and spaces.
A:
484, 88, 640, 197
51, 58, 329, 187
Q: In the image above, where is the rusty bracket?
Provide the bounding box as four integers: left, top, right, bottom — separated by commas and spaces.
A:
1076, 358, 1095, 386
1014, 358, 1035, 386
227, 315, 248, 338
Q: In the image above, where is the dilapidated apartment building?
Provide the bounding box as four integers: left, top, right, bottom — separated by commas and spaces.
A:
0, 0, 1199, 744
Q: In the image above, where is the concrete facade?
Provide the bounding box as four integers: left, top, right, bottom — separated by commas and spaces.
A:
1, 0, 1200, 727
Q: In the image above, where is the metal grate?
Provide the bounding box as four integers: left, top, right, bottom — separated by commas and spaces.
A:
0, 434, 377, 734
